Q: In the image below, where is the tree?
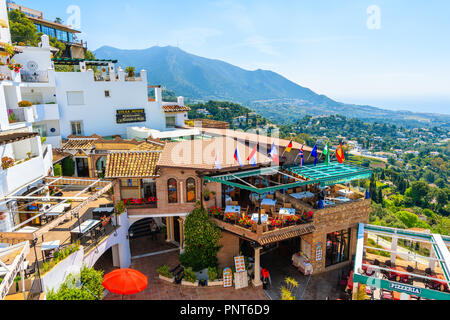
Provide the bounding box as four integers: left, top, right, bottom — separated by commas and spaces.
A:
8, 10, 38, 45
405, 181, 429, 207
54, 17, 64, 24
179, 204, 222, 271
125, 66, 135, 78
85, 50, 96, 60
62, 157, 75, 176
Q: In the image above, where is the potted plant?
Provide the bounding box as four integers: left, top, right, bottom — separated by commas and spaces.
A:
181, 267, 198, 286
8, 110, 16, 123
238, 216, 254, 229
268, 219, 282, 230
209, 206, 222, 219
18, 100, 33, 108
125, 66, 135, 78
224, 212, 237, 223
302, 210, 314, 222
203, 189, 211, 202
1, 156, 15, 170
286, 215, 299, 226
157, 265, 174, 283
207, 267, 223, 286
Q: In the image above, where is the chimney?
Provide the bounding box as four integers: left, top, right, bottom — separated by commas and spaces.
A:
177, 96, 185, 106
155, 87, 162, 103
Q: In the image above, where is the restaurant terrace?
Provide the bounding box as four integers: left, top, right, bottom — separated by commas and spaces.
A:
352, 224, 450, 300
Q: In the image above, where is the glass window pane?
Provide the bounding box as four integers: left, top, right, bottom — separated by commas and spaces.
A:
168, 179, 178, 203
186, 178, 196, 203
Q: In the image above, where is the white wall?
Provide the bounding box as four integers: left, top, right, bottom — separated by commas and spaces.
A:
0, 0, 11, 44
55, 70, 156, 138
14, 46, 54, 80
83, 212, 131, 269
40, 248, 85, 293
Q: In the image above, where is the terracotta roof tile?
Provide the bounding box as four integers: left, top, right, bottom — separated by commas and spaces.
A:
62, 139, 98, 150
105, 151, 161, 178
131, 141, 165, 151
0, 132, 38, 146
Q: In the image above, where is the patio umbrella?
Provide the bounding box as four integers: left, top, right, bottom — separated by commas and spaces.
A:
102, 268, 148, 299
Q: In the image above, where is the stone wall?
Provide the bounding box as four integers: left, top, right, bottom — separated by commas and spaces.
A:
303, 199, 371, 274
217, 231, 240, 270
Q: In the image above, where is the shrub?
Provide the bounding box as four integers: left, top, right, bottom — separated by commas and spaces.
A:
183, 267, 197, 283
18, 100, 33, 107
115, 201, 125, 215
207, 267, 218, 282
179, 204, 222, 271
46, 267, 103, 300
53, 163, 62, 176
157, 265, 173, 278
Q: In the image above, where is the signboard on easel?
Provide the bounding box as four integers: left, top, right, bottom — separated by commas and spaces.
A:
234, 256, 246, 273
234, 271, 248, 290
315, 242, 323, 262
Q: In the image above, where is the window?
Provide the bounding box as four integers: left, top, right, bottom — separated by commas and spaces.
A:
70, 121, 83, 136
166, 116, 176, 128
127, 179, 133, 187
33, 124, 47, 137
67, 91, 85, 105
186, 178, 196, 203
325, 229, 351, 267
105, 90, 110, 98
168, 179, 178, 203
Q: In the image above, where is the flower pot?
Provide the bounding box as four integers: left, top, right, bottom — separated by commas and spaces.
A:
207, 279, 224, 287
158, 274, 174, 283
181, 280, 199, 287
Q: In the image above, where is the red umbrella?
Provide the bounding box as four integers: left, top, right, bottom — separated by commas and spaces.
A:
103, 268, 148, 298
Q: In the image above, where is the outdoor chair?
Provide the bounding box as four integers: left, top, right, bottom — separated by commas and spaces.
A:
373, 259, 380, 266
25, 263, 36, 279
407, 265, 414, 273
425, 268, 432, 275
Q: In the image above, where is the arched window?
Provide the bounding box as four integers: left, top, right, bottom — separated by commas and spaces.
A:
168, 179, 178, 203
186, 178, 196, 203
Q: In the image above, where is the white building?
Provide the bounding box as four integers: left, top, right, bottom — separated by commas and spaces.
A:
0, 1, 53, 232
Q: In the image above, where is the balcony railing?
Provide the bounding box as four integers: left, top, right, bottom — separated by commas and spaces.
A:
21, 71, 49, 83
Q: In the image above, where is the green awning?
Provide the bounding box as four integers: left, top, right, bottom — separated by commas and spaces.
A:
204, 162, 373, 194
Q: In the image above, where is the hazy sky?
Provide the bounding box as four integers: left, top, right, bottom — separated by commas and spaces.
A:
19, 0, 450, 114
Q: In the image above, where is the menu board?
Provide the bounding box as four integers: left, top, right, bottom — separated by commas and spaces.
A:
315, 242, 323, 262
234, 256, 246, 273
234, 271, 248, 290
116, 109, 146, 124
223, 268, 233, 288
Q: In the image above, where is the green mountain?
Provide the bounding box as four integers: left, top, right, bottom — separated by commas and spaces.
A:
94, 45, 450, 128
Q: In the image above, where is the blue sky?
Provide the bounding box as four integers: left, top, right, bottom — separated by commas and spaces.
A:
20, 0, 450, 114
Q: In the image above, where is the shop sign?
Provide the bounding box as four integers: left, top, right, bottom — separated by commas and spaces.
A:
123, 197, 158, 205
223, 268, 233, 288
116, 109, 146, 124
389, 283, 422, 295
234, 256, 246, 273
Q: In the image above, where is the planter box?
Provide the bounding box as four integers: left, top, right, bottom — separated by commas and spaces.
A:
207, 280, 224, 287
181, 280, 199, 287
158, 274, 174, 283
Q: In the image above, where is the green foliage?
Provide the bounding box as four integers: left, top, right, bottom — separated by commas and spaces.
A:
62, 157, 75, 176
41, 242, 80, 274
179, 204, 222, 271
8, 10, 38, 45
85, 50, 96, 60
114, 201, 125, 215
405, 181, 429, 207
53, 163, 62, 176
125, 66, 135, 77
207, 266, 218, 282
47, 267, 103, 300
157, 265, 173, 278
183, 267, 197, 283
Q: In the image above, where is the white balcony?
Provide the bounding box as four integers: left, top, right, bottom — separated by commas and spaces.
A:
8, 107, 36, 124
34, 103, 60, 121
0, 65, 21, 82
0, 156, 46, 196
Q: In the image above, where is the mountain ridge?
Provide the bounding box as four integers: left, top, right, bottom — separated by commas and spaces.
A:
94, 45, 450, 128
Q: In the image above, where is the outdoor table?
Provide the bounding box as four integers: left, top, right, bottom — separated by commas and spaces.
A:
70, 219, 101, 242
323, 200, 335, 207
290, 192, 315, 200
41, 240, 61, 252
261, 198, 276, 207
16, 226, 39, 233
279, 208, 296, 216
224, 206, 241, 214
292, 253, 313, 275
251, 214, 268, 223
331, 196, 351, 203
337, 189, 354, 197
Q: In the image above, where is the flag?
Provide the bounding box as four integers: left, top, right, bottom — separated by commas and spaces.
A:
323, 142, 330, 165
269, 143, 280, 165
247, 144, 258, 167
215, 151, 221, 169
336, 144, 345, 164
311, 145, 318, 166
285, 140, 293, 153
234, 148, 243, 167
298, 145, 304, 166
